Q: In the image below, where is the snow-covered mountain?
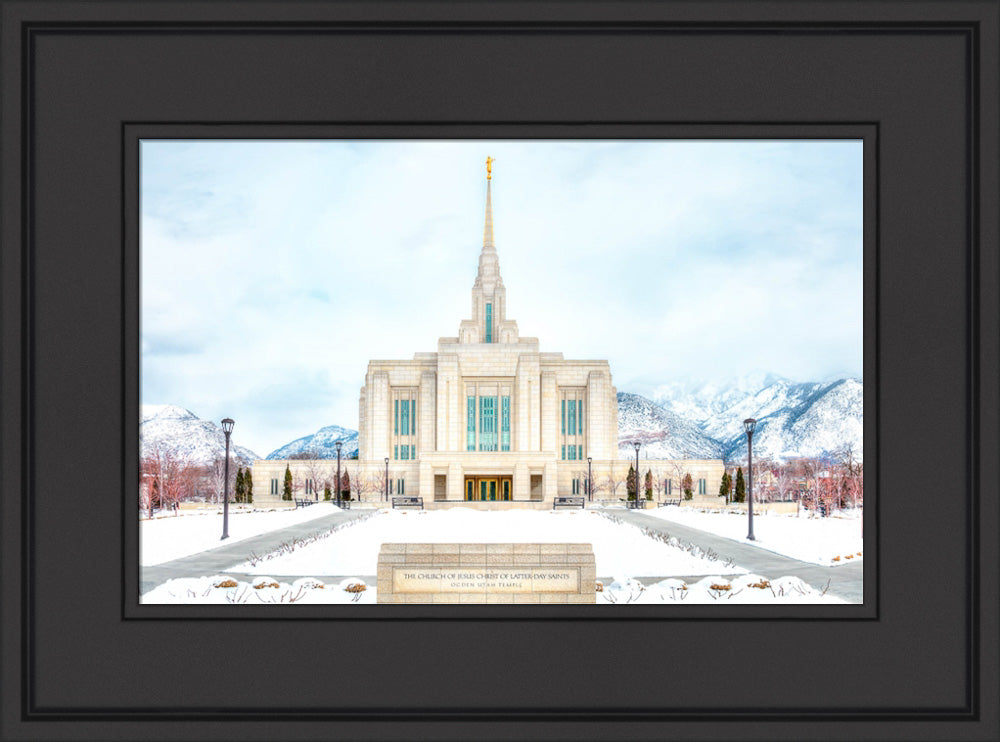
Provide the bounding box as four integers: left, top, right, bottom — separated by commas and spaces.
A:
721, 378, 863, 462
265, 425, 359, 460
644, 373, 863, 462
140, 405, 259, 467
616, 392, 724, 459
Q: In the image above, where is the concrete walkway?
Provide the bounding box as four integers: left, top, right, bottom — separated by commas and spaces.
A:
603, 508, 864, 603
140, 507, 376, 595
141, 505, 863, 603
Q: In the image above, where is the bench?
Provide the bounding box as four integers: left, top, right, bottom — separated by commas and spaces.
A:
553, 496, 585, 509
392, 496, 423, 509
658, 498, 681, 507
294, 498, 316, 509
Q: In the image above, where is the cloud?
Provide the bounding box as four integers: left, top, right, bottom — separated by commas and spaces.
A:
141, 139, 863, 454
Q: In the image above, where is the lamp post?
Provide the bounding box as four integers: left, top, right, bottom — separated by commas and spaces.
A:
335, 441, 342, 508
744, 418, 757, 541
384, 457, 389, 502
587, 456, 593, 502
632, 441, 641, 509
220, 418, 234, 540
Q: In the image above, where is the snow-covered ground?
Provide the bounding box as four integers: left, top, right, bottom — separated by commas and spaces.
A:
140, 503, 343, 566
644, 506, 864, 566
142, 572, 842, 604
230, 509, 743, 578
141, 508, 852, 604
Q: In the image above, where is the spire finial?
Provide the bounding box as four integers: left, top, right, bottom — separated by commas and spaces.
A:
483, 162, 495, 251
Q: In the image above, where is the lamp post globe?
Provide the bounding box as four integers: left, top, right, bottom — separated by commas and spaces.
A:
384, 457, 389, 502
632, 441, 641, 509
743, 418, 757, 541
220, 418, 235, 540
335, 440, 342, 507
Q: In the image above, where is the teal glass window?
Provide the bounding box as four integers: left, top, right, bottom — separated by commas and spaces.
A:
561, 400, 566, 434
479, 396, 497, 451
393, 445, 398, 460
578, 445, 583, 460
568, 399, 576, 435
578, 400, 584, 434
467, 396, 476, 451
411, 445, 416, 459
411, 399, 417, 434
400, 400, 409, 439
394, 399, 399, 435
501, 396, 510, 451
561, 445, 566, 460
485, 303, 492, 343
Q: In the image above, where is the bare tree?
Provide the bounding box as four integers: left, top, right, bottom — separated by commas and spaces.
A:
602, 460, 625, 500
752, 454, 775, 503
652, 469, 665, 501
139, 474, 156, 520
210, 454, 239, 505
349, 464, 376, 502
303, 458, 334, 502
834, 443, 864, 509
774, 463, 796, 503
143, 444, 195, 514
669, 461, 689, 502
791, 457, 824, 514
371, 466, 389, 502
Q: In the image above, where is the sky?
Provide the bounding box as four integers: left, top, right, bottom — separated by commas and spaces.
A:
141, 139, 863, 456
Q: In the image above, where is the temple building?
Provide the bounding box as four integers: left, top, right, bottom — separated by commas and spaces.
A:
253, 160, 722, 507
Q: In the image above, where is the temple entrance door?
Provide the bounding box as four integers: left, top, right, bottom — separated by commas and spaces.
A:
480, 479, 498, 501
464, 476, 513, 501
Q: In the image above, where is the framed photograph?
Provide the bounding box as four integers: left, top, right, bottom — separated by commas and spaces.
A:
135, 136, 869, 612
2, 1, 996, 741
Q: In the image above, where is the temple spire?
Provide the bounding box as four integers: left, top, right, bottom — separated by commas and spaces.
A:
459, 157, 517, 344
482, 178, 495, 251
483, 157, 495, 251
475, 157, 501, 288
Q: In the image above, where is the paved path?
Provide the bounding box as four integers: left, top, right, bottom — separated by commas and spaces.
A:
141, 505, 863, 603
603, 509, 864, 603
140, 507, 376, 595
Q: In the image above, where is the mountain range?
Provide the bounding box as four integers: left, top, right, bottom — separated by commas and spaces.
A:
142, 373, 862, 468
140, 405, 260, 467
639, 373, 863, 462
264, 425, 360, 460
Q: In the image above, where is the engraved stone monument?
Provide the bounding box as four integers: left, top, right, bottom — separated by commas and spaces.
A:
377, 543, 597, 603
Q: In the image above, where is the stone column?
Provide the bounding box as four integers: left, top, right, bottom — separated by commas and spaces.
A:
369, 371, 390, 461
419, 371, 436, 456
514, 461, 530, 500
587, 371, 606, 460
540, 371, 557, 455
543, 461, 558, 501
447, 461, 464, 500
437, 354, 459, 452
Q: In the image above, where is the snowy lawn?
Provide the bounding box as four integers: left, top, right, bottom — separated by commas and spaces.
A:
142, 572, 844, 604
230, 509, 744, 578
140, 503, 344, 566
644, 505, 864, 566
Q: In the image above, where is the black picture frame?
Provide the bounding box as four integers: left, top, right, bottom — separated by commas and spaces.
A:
1, 2, 997, 741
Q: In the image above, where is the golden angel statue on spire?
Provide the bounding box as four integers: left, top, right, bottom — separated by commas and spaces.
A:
486, 156, 494, 179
